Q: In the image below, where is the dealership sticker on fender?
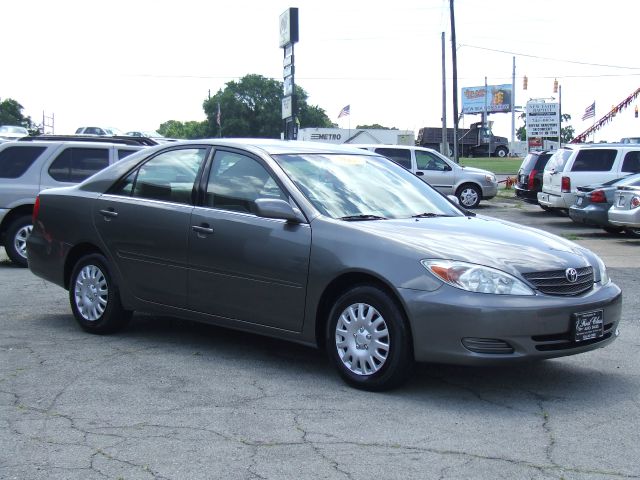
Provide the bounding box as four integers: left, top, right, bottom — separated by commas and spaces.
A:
573, 310, 604, 342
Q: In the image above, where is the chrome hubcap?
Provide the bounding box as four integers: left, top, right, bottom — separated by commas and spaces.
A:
460, 188, 479, 207
74, 265, 108, 322
335, 302, 389, 376
14, 225, 32, 259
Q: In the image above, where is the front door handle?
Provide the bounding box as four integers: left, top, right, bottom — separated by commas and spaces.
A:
192, 225, 214, 235
99, 209, 118, 221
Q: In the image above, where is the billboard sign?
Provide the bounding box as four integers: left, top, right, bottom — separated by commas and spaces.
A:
461, 84, 512, 114
526, 102, 560, 138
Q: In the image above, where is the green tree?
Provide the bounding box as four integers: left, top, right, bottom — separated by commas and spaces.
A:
202, 74, 333, 138
355, 124, 397, 130
157, 119, 208, 139
0, 98, 36, 132
516, 112, 574, 143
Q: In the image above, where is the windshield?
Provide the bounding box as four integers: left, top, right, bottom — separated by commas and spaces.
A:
273, 153, 463, 220
615, 173, 640, 187
0, 126, 27, 134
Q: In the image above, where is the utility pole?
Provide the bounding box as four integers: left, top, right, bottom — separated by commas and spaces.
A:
511, 56, 515, 151
450, 0, 459, 163
441, 32, 448, 156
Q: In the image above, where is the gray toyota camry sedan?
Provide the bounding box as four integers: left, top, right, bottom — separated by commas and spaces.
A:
27, 139, 622, 390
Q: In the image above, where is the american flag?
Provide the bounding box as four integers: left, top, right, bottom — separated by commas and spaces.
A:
338, 104, 350, 118
582, 102, 595, 120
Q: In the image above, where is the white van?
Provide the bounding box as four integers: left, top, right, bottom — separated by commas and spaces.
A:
538, 144, 640, 211
357, 144, 498, 208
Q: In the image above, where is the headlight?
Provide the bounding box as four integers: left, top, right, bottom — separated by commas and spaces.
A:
421, 259, 535, 295
485, 174, 496, 183
593, 255, 610, 285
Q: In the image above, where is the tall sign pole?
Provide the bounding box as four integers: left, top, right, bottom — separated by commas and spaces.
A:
449, 0, 459, 163
279, 8, 299, 140
441, 32, 448, 156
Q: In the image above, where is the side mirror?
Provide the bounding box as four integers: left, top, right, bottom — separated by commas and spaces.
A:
447, 195, 459, 205
443, 164, 452, 172
255, 198, 305, 223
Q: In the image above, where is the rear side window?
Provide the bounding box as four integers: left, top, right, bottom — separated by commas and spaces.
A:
0, 146, 47, 178
534, 153, 552, 169
374, 148, 411, 169
48, 148, 110, 182
621, 151, 640, 173
570, 149, 616, 172
117, 149, 138, 160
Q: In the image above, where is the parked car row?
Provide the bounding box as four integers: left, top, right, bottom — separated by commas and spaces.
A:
515, 144, 640, 236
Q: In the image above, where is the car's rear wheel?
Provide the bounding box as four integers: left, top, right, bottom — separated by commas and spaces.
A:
457, 184, 481, 208
5, 215, 32, 267
326, 285, 413, 391
69, 254, 131, 334
495, 146, 508, 158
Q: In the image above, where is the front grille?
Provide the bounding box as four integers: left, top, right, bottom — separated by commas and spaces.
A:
532, 322, 615, 351
523, 266, 594, 296
462, 338, 514, 354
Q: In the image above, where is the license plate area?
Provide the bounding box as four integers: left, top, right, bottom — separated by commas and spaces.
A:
572, 310, 604, 342
577, 196, 583, 206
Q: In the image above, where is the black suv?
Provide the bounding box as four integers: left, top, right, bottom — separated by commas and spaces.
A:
514, 151, 552, 205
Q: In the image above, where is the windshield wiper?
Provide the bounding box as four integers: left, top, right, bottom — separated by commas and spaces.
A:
339, 214, 387, 221
410, 212, 451, 218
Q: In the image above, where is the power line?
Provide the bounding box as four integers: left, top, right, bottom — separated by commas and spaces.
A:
459, 44, 640, 71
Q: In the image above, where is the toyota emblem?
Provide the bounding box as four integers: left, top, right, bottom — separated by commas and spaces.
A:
565, 268, 578, 283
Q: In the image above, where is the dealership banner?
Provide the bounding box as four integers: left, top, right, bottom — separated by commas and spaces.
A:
461, 84, 512, 114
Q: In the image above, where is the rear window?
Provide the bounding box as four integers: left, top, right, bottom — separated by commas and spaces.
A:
621, 151, 640, 173
544, 149, 572, 172
48, 148, 110, 182
570, 149, 617, 172
0, 146, 47, 178
520, 152, 551, 171
374, 147, 411, 170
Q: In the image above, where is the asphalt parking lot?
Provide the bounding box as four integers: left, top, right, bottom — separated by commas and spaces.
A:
1, 196, 638, 480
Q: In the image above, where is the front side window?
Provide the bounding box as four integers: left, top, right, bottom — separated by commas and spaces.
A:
415, 150, 449, 171
205, 151, 286, 213
374, 148, 411, 170
0, 146, 47, 178
570, 149, 617, 172
111, 148, 207, 204
274, 153, 462, 220
48, 148, 109, 182
621, 151, 640, 173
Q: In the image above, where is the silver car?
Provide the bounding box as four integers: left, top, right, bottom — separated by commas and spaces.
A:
27, 140, 621, 390
608, 186, 640, 234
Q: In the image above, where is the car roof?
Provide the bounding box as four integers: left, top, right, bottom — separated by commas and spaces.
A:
353, 144, 439, 152
166, 139, 382, 156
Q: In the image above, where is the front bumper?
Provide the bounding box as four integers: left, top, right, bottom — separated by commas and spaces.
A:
609, 208, 640, 228
398, 282, 622, 365
481, 183, 498, 200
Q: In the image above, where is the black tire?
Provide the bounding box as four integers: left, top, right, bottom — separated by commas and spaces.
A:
456, 183, 482, 209
539, 205, 551, 212
495, 146, 508, 158
326, 285, 413, 391
69, 254, 132, 334
626, 228, 640, 238
603, 226, 624, 234
5, 215, 32, 267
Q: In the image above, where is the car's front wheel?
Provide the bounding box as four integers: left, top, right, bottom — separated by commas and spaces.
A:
626, 228, 640, 238
69, 254, 132, 334
5, 215, 32, 267
457, 184, 481, 208
326, 285, 413, 391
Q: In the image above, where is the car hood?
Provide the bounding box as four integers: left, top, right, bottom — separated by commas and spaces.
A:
342, 214, 593, 276
459, 166, 494, 177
